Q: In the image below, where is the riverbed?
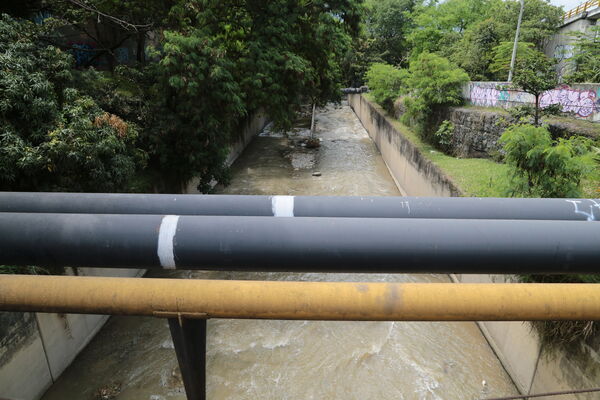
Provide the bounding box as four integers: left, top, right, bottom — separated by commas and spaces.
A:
41, 102, 518, 400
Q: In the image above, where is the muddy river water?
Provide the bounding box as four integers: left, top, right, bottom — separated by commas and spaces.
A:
41, 102, 518, 400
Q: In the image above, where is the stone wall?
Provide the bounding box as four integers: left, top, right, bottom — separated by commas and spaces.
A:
444, 107, 508, 158
403, 106, 599, 160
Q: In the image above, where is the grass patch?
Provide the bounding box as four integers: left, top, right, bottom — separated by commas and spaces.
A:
461, 104, 510, 115
364, 94, 510, 197
390, 118, 510, 196
364, 94, 599, 198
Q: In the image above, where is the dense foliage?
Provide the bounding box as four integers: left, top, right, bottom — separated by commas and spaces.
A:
0, 14, 143, 192
365, 63, 407, 112
1, 0, 361, 193
565, 25, 600, 83
511, 51, 557, 126
499, 124, 595, 197
402, 52, 469, 132
344, 0, 562, 84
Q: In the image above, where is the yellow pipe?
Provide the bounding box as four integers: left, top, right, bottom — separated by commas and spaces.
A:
0, 275, 599, 321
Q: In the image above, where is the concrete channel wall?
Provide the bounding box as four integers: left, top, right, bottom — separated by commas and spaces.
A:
0, 111, 269, 400
347, 94, 461, 197
0, 268, 144, 400
349, 92, 600, 398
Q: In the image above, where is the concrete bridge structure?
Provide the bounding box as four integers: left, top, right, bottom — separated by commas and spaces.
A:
546, 0, 600, 79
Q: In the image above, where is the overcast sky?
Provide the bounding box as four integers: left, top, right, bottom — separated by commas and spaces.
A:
549, 0, 584, 11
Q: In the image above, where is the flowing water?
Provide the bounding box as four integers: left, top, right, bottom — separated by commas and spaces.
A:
41, 102, 518, 400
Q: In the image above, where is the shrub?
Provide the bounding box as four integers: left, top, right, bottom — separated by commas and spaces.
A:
508, 104, 535, 123
401, 53, 469, 134
0, 14, 145, 192
365, 63, 408, 113
434, 120, 454, 153
499, 124, 595, 197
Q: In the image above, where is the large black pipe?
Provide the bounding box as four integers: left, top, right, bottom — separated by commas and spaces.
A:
0, 193, 598, 221
0, 213, 598, 273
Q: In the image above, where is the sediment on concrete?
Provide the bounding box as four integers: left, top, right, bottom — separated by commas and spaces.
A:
348, 93, 461, 197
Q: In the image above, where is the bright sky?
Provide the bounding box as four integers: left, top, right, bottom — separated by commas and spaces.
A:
549, 0, 585, 11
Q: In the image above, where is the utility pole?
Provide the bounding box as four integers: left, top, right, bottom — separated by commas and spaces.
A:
508, 0, 525, 82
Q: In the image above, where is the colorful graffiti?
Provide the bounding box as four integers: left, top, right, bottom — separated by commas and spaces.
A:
467, 81, 600, 120
469, 83, 510, 107
539, 85, 599, 118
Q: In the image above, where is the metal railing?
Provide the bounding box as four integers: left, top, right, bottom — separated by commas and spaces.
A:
0, 194, 599, 400
563, 0, 600, 21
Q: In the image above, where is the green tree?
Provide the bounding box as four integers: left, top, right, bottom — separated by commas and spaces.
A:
0, 14, 144, 191
565, 25, 600, 83
365, 63, 408, 112
405, 0, 561, 79
490, 0, 562, 49
402, 52, 469, 133
452, 19, 500, 80
408, 0, 494, 58
500, 124, 594, 197
489, 41, 538, 80
511, 52, 557, 126
107, 0, 362, 192
364, 0, 418, 66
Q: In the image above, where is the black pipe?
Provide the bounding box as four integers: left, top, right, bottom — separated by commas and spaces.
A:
0, 193, 598, 221
0, 213, 598, 273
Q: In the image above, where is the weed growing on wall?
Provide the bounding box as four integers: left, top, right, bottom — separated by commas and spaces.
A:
434, 120, 454, 153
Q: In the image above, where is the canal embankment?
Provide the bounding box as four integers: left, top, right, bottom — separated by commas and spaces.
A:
349, 92, 600, 399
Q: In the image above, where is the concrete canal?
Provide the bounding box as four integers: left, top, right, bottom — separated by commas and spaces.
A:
41, 102, 518, 400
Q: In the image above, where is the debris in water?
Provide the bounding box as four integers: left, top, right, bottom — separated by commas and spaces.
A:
305, 137, 320, 148
94, 382, 121, 400
312, 171, 322, 177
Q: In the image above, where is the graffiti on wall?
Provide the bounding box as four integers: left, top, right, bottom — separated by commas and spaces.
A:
469, 82, 530, 108
469, 83, 509, 107
468, 82, 600, 120
69, 42, 99, 67
539, 85, 600, 118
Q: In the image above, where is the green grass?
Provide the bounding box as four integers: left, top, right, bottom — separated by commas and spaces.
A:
364, 94, 599, 198
363, 94, 510, 197
390, 118, 510, 197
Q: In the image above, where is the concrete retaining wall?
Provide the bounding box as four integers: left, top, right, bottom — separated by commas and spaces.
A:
0, 268, 143, 400
349, 93, 600, 398
453, 274, 600, 399
464, 81, 600, 123
348, 94, 461, 197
